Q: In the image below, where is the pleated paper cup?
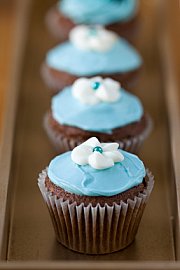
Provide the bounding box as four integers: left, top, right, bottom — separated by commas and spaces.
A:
44, 112, 153, 154
38, 169, 154, 254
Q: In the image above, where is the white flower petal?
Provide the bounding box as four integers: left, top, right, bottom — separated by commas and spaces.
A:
96, 86, 112, 102
72, 78, 90, 98
95, 84, 107, 100
90, 76, 103, 83
88, 152, 114, 170
83, 95, 100, 105
72, 77, 89, 90
72, 77, 100, 105
102, 142, 119, 151
104, 78, 120, 90
95, 78, 120, 103
69, 25, 118, 52
82, 137, 101, 148
103, 150, 124, 163
72, 76, 120, 105
89, 37, 103, 52
98, 29, 118, 49
71, 144, 92, 165
106, 87, 121, 102
76, 87, 100, 105
69, 25, 89, 50
101, 79, 121, 102
71, 137, 124, 169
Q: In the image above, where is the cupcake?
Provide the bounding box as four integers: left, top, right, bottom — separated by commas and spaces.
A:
44, 77, 152, 153
46, 0, 140, 42
41, 25, 142, 93
38, 137, 154, 254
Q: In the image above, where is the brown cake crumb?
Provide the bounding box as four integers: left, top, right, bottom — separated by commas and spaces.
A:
45, 176, 147, 207
46, 111, 148, 142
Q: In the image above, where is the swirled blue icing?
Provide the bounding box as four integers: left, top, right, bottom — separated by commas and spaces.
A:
48, 150, 145, 196
46, 38, 142, 76
52, 87, 143, 134
59, 0, 138, 25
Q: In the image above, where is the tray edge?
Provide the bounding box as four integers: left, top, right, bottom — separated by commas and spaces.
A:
0, 0, 31, 260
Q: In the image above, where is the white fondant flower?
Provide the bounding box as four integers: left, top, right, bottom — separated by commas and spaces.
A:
72, 76, 121, 105
69, 25, 118, 52
71, 137, 124, 170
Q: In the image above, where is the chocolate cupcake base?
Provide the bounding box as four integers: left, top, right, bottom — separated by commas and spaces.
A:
38, 169, 154, 254
43, 112, 153, 154
41, 63, 141, 94
45, 6, 140, 43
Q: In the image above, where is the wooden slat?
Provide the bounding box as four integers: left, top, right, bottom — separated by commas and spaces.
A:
0, 0, 31, 259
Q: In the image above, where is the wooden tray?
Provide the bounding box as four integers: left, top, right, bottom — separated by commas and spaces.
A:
0, 0, 180, 269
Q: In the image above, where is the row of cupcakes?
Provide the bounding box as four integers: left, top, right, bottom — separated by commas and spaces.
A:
38, 0, 154, 255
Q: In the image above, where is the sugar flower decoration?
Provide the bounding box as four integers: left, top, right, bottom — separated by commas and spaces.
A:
69, 25, 118, 52
72, 76, 121, 105
71, 137, 124, 170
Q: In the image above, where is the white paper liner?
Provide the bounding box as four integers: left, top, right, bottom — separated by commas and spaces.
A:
44, 112, 153, 154
38, 169, 154, 254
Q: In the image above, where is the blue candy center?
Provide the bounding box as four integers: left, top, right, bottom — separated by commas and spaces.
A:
93, 146, 103, 153
89, 26, 97, 36
91, 81, 101, 90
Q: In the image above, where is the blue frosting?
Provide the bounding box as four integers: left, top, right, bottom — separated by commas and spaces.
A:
52, 87, 143, 133
48, 150, 146, 196
59, 0, 138, 25
46, 38, 142, 76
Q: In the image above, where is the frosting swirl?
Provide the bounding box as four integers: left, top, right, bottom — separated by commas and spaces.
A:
48, 145, 146, 196
69, 25, 118, 52
59, 0, 138, 25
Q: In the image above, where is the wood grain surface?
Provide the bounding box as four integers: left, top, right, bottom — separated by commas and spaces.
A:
0, 0, 30, 260
0, 0, 16, 139
5, 0, 175, 261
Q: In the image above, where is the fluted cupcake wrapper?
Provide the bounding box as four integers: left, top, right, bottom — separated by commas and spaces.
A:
44, 112, 153, 154
38, 169, 154, 254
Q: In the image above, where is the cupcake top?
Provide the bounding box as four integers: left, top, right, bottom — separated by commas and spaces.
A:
46, 25, 142, 76
51, 77, 144, 134
48, 137, 146, 196
59, 0, 138, 25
